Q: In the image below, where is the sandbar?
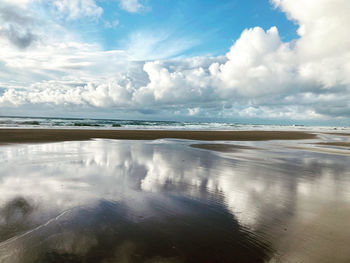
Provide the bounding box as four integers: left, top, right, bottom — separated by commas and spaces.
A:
0, 129, 317, 144
317, 142, 350, 148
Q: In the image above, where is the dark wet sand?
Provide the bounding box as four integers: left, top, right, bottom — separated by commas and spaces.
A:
326, 133, 350, 137
317, 142, 350, 148
0, 128, 316, 144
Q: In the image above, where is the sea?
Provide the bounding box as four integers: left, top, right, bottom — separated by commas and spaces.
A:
0, 116, 348, 132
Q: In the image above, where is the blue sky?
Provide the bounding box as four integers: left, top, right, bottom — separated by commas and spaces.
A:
0, 0, 350, 125
67, 0, 298, 58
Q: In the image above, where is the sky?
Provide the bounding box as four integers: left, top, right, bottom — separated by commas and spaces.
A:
0, 0, 349, 125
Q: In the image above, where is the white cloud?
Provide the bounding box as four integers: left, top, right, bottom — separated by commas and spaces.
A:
1, 0, 33, 7
0, 37, 130, 83
117, 0, 143, 13
133, 60, 213, 105
124, 30, 199, 60
1, 0, 104, 20
211, 26, 297, 97
53, 0, 103, 20
188, 107, 200, 116
0, 0, 350, 121
272, 0, 350, 88
103, 19, 119, 29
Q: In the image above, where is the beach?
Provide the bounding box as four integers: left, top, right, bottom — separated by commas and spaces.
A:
0, 129, 350, 262
1, 0, 348, 261
0, 128, 316, 144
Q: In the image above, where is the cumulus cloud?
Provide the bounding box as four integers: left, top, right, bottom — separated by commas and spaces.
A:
133, 60, 214, 105
211, 26, 297, 97
276, 0, 350, 86
0, 0, 350, 122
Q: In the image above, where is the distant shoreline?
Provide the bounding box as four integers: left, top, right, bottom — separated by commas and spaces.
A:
0, 129, 317, 144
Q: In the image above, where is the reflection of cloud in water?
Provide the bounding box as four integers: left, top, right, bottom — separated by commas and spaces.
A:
0, 195, 273, 263
0, 140, 350, 262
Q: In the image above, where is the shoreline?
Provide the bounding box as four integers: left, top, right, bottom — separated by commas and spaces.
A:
0, 128, 317, 144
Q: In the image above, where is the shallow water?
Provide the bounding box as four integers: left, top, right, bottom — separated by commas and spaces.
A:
0, 139, 350, 262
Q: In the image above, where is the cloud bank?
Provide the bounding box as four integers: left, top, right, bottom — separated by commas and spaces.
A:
0, 0, 349, 123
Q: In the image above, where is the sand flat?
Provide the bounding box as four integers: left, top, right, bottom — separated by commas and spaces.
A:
0, 128, 317, 144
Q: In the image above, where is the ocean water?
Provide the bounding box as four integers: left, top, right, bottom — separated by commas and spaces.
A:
0, 116, 348, 132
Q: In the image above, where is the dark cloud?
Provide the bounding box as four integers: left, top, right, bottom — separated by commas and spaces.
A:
315, 103, 350, 117
0, 5, 36, 25
1, 25, 37, 48
0, 4, 38, 49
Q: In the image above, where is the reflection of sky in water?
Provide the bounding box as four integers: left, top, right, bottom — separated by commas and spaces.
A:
1, 139, 350, 262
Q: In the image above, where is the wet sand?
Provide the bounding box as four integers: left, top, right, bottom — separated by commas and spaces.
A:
317, 142, 350, 148
1, 139, 350, 262
326, 132, 350, 137
1, 133, 350, 262
190, 143, 256, 152
0, 128, 316, 144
